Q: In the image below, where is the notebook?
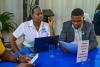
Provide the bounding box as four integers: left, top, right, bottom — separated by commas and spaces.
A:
34, 35, 59, 53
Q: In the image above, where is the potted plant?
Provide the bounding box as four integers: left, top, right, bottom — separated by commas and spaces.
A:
0, 12, 17, 45
0, 12, 17, 33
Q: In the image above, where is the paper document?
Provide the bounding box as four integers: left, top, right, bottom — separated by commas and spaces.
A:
29, 53, 39, 64
77, 40, 89, 63
59, 41, 77, 53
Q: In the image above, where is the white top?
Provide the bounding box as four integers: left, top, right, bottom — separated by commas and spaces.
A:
72, 24, 83, 44
74, 28, 82, 42
13, 20, 50, 47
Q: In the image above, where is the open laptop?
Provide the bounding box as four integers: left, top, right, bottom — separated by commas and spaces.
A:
34, 35, 59, 53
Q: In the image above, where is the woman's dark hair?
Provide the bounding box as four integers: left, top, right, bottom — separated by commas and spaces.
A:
27, 5, 40, 21
95, 3, 100, 12
31, 5, 40, 14
71, 8, 84, 16
26, 0, 40, 21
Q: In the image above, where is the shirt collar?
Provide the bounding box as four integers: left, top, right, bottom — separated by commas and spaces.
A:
29, 20, 44, 27
72, 22, 83, 30
29, 20, 33, 27
29, 20, 45, 32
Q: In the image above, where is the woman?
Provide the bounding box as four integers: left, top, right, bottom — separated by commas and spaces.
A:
10, 5, 53, 56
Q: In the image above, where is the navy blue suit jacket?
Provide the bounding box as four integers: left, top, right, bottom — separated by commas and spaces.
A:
60, 20, 98, 51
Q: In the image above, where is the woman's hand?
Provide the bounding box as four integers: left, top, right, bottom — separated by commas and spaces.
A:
48, 17, 54, 28
17, 53, 30, 63
48, 17, 55, 36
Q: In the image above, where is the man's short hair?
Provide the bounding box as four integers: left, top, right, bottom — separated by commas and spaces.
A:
71, 8, 84, 16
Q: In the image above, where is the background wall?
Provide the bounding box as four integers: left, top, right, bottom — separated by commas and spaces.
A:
0, 0, 23, 25
0, 0, 100, 34
0, 0, 23, 43
39, 0, 100, 34
0, 0, 6, 13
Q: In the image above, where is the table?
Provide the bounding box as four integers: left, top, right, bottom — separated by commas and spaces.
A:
0, 47, 100, 67
34, 47, 100, 67
0, 61, 17, 67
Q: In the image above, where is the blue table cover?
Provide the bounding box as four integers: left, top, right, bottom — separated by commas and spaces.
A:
0, 47, 100, 67
34, 47, 100, 67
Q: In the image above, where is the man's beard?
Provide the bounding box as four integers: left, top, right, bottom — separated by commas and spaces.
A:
74, 25, 81, 29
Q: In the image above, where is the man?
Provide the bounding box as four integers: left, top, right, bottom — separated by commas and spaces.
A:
60, 8, 98, 53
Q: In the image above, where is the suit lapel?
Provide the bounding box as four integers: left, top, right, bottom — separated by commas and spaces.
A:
81, 21, 86, 40
66, 22, 74, 42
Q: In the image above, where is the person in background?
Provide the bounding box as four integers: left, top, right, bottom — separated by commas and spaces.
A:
84, 12, 91, 23
92, 3, 100, 45
9, 5, 53, 56
60, 8, 98, 53
48, 16, 56, 36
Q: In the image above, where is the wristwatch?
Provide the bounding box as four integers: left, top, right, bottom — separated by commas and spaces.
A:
16, 56, 20, 62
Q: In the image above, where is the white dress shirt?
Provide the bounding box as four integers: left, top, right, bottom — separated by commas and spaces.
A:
72, 23, 83, 45
13, 20, 50, 47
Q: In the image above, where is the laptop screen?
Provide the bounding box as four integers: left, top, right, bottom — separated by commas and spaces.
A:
34, 35, 59, 53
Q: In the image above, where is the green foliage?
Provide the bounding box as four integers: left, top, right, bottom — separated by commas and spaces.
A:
0, 12, 17, 33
